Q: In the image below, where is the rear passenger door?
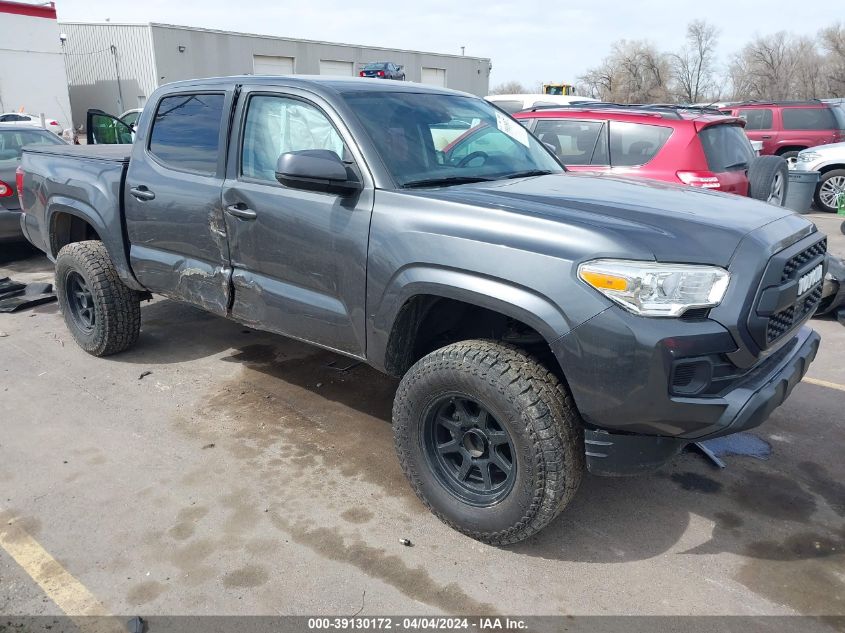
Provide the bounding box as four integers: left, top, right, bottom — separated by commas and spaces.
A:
125, 87, 235, 316
220, 86, 374, 357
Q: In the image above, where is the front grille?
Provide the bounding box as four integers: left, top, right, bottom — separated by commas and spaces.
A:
760, 239, 826, 346
767, 306, 795, 343
781, 238, 827, 282
747, 235, 827, 351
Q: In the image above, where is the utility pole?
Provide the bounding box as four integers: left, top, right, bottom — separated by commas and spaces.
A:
110, 44, 124, 113
460, 46, 465, 56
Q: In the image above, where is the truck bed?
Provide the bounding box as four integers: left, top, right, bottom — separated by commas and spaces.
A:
23, 144, 131, 163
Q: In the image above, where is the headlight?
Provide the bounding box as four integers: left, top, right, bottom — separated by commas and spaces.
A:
797, 151, 821, 163
578, 259, 731, 317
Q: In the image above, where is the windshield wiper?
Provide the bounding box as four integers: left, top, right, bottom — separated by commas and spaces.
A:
502, 169, 556, 179
401, 176, 494, 188
723, 161, 749, 170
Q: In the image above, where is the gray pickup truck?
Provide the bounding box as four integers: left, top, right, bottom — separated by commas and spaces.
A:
19, 77, 826, 544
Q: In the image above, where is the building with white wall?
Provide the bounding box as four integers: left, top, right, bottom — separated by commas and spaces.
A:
0, 0, 73, 130
59, 22, 492, 128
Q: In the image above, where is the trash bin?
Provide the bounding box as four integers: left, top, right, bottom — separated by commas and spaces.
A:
784, 170, 820, 213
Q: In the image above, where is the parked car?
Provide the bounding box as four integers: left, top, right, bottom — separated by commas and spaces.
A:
19, 76, 824, 544
485, 93, 597, 114
0, 126, 66, 242
513, 104, 789, 205
792, 141, 845, 213
719, 100, 845, 159
359, 62, 405, 80
0, 112, 64, 135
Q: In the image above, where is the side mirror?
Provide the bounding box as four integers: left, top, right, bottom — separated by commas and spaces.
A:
275, 150, 361, 194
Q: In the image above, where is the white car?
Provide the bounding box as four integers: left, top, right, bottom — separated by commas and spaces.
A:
793, 141, 845, 212
485, 94, 597, 114
0, 112, 63, 135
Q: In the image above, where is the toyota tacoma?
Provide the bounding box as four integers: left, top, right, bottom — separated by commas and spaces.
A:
18, 77, 825, 544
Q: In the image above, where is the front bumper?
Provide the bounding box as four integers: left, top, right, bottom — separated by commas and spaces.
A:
559, 324, 819, 476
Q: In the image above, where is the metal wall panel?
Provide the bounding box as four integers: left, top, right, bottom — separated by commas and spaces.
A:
150, 24, 490, 96
60, 23, 157, 127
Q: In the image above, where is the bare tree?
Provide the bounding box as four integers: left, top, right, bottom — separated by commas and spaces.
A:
578, 40, 671, 103
670, 20, 719, 103
728, 32, 800, 100
819, 22, 845, 96
489, 81, 529, 95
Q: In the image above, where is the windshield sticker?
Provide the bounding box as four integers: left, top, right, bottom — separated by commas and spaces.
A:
495, 112, 530, 147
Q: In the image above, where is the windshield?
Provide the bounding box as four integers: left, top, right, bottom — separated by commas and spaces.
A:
343, 92, 563, 187
363, 63, 387, 70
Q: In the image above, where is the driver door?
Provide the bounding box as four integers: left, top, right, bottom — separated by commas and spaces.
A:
87, 110, 135, 144
220, 86, 375, 357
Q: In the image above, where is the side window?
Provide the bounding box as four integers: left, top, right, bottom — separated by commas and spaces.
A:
737, 108, 773, 130
781, 108, 836, 130
148, 93, 225, 174
533, 119, 604, 165
609, 122, 672, 167
241, 95, 345, 183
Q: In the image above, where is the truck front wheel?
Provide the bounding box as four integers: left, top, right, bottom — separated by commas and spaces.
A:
393, 339, 584, 545
55, 241, 141, 356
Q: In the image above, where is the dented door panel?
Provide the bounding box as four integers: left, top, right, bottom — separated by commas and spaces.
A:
125, 87, 234, 316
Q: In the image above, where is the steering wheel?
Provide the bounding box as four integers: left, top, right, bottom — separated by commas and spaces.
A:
456, 151, 489, 168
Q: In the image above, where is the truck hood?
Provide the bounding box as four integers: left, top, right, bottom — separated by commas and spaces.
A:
409, 172, 802, 266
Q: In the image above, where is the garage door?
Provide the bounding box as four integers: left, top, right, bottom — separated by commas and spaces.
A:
421, 67, 446, 87
320, 60, 354, 76
253, 55, 294, 75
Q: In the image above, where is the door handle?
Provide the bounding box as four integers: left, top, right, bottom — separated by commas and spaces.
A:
129, 186, 155, 201
226, 204, 257, 220
761, 135, 772, 139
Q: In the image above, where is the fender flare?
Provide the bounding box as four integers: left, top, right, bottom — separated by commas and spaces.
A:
45, 196, 145, 291
369, 264, 574, 374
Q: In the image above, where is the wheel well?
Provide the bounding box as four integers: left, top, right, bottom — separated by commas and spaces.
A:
775, 146, 806, 156
818, 164, 845, 175
384, 295, 561, 378
49, 212, 100, 257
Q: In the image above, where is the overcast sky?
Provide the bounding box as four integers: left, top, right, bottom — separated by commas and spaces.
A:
54, 0, 836, 89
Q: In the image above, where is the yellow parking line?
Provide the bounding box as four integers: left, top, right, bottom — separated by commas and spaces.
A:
803, 377, 845, 393
0, 508, 124, 631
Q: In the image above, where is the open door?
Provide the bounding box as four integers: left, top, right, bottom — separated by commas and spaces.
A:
86, 109, 134, 144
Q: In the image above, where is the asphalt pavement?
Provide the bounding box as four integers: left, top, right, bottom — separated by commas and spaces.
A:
0, 212, 843, 622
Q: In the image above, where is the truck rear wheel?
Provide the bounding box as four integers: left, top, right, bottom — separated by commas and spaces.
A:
393, 339, 584, 545
55, 241, 141, 356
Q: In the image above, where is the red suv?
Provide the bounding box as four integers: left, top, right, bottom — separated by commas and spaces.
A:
719, 101, 845, 158
512, 104, 787, 204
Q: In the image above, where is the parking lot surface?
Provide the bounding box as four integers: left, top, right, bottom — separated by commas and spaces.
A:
1, 212, 844, 618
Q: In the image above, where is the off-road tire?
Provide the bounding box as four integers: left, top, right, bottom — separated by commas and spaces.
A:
748, 155, 789, 206
55, 240, 141, 356
393, 339, 584, 545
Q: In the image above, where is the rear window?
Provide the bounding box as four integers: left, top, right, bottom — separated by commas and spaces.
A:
698, 124, 755, 172
609, 121, 672, 167
781, 107, 837, 130
0, 130, 63, 166
533, 119, 605, 165
148, 93, 225, 174
737, 108, 773, 130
